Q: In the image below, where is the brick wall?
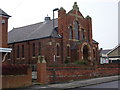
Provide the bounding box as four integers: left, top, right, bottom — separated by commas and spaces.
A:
8, 38, 62, 65
96, 64, 119, 76
46, 64, 119, 83
1, 64, 32, 89
0, 17, 8, 48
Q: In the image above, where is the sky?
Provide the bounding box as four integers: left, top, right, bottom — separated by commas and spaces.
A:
0, 0, 119, 49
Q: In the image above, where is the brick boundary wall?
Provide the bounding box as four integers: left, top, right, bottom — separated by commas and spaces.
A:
45, 64, 119, 83
1, 64, 32, 89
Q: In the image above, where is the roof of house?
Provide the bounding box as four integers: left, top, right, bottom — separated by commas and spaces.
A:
107, 44, 120, 55
8, 19, 61, 44
100, 49, 111, 55
0, 9, 11, 17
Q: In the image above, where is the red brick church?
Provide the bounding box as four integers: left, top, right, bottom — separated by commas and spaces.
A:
3, 2, 99, 66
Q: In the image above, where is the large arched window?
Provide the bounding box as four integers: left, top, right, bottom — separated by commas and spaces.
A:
74, 21, 79, 40
69, 26, 73, 39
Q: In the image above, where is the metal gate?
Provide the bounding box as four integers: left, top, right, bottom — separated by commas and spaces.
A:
31, 64, 37, 80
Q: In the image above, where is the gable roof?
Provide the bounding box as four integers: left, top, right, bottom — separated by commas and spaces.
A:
8, 19, 61, 44
107, 44, 120, 55
0, 9, 11, 17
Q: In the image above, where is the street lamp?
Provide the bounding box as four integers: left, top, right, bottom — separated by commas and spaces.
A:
53, 8, 59, 62
52, 8, 59, 83
53, 8, 59, 31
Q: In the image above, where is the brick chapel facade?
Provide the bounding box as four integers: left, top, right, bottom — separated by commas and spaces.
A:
6, 2, 99, 66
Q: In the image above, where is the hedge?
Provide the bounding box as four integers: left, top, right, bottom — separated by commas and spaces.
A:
2, 64, 29, 75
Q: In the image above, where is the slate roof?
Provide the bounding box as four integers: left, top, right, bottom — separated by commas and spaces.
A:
100, 49, 111, 55
8, 18, 98, 44
8, 19, 61, 44
0, 9, 11, 17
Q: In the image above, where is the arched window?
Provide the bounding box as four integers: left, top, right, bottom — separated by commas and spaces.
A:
67, 45, 70, 57
56, 44, 60, 56
74, 21, 79, 40
17, 45, 20, 58
22, 45, 24, 58
69, 26, 73, 39
32, 43, 35, 57
38, 42, 41, 55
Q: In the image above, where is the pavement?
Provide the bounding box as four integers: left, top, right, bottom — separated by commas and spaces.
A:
25, 75, 120, 89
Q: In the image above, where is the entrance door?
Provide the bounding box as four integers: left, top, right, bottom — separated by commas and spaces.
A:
83, 45, 89, 60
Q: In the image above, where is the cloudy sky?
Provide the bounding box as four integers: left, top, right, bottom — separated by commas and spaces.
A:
0, 0, 119, 49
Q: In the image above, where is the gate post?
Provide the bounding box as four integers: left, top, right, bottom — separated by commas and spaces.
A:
37, 56, 48, 84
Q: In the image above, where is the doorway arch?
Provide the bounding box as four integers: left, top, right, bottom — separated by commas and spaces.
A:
83, 45, 89, 60
81, 43, 91, 61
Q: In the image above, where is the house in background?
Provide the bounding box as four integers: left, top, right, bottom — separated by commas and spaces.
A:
107, 44, 120, 63
100, 44, 120, 64
100, 49, 111, 64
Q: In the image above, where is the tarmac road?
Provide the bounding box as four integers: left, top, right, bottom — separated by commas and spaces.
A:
70, 80, 120, 90
6, 76, 119, 90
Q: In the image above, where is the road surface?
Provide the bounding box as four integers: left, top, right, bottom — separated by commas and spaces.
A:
70, 80, 120, 90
